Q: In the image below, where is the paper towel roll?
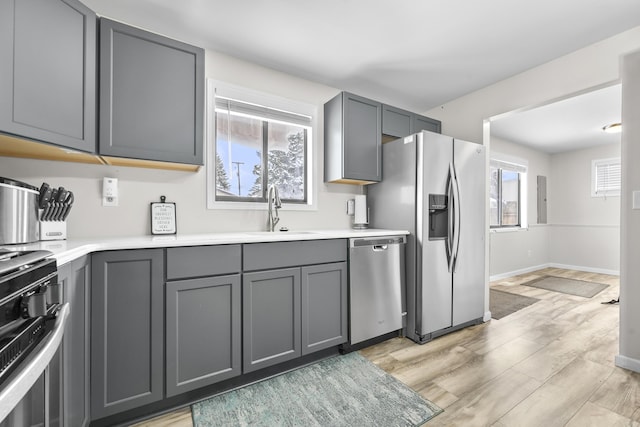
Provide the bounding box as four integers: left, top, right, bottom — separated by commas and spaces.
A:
354, 195, 368, 228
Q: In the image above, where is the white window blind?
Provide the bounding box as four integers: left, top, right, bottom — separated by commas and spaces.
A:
215, 96, 312, 127
592, 158, 621, 197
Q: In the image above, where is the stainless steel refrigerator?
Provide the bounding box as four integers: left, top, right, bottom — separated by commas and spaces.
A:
368, 130, 486, 344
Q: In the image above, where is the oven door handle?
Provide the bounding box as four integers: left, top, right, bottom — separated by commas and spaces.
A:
0, 303, 69, 422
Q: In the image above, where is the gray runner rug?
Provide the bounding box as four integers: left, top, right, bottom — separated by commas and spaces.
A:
490, 289, 539, 319
523, 276, 608, 298
191, 352, 442, 426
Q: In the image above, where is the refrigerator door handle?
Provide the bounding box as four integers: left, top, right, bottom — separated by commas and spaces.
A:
446, 163, 455, 272
451, 164, 462, 272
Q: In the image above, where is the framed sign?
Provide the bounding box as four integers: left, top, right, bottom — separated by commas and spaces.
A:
150, 196, 176, 235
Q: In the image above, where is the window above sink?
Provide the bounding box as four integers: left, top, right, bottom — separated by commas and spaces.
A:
206, 81, 318, 211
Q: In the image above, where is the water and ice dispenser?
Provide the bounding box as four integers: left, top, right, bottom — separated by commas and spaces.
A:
428, 194, 448, 240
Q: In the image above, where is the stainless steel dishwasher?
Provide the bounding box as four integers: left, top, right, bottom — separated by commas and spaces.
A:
349, 235, 406, 345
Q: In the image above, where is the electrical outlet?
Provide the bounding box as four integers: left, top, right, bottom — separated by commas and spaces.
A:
103, 177, 118, 207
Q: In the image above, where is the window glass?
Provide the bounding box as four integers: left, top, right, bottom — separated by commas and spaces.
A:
216, 114, 263, 199
592, 158, 621, 197
489, 167, 500, 226
266, 122, 306, 201
490, 156, 525, 229
501, 170, 520, 226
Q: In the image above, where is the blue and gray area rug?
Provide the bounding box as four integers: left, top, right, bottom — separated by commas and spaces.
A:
192, 352, 442, 426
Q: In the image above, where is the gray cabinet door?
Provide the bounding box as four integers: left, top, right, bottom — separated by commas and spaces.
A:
343, 93, 382, 182
99, 18, 204, 165
382, 105, 413, 138
59, 256, 91, 427
90, 249, 164, 419
0, 0, 96, 152
324, 92, 381, 183
301, 262, 348, 355
166, 274, 241, 397
243, 268, 301, 373
412, 114, 441, 134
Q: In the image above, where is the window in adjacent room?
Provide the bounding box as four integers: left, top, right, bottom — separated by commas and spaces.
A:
490, 155, 528, 228
206, 81, 316, 209
592, 157, 621, 197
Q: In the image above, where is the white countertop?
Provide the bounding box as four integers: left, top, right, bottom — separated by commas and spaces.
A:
4, 229, 409, 265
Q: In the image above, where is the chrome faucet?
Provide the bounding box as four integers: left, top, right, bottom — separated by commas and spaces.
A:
267, 184, 282, 232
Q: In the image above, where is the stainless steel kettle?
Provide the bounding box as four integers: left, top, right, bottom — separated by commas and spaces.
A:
0, 177, 39, 244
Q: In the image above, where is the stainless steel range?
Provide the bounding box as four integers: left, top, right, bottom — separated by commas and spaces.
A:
0, 249, 69, 425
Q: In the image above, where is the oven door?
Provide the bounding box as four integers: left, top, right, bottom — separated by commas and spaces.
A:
0, 304, 69, 426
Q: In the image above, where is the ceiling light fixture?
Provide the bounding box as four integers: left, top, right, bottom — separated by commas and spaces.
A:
602, 122, 622, 133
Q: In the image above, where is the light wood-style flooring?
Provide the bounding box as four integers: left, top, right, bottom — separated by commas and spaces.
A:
133, 268, 638, 426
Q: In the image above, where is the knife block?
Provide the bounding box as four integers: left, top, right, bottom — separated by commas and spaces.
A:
39, 209, 67, 241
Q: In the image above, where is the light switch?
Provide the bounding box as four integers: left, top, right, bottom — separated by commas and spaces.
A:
633, 191, 640, 210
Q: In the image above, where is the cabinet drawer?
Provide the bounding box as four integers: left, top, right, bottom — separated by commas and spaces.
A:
167, 245, 241, 280
243, 240, 347, 271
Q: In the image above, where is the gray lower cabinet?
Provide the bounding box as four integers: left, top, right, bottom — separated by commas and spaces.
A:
99, 18, 204, 165
324, 91, 382, 184
90, 249, 164, 420
165, 274, 241, 397
58, 256, 91, 427
0, 0, 96, 152
242, 241, 348, 373
243, 268, 302, 373
301, 262, 348, 355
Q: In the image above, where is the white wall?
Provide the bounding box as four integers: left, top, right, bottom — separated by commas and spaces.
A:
617, 49, 640, 372
548, 143, 620, 274
0, 50, 361, 238
489, 137, 551, 278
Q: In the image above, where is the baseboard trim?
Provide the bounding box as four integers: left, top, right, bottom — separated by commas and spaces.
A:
615, 354, 640, 373
490, 263, 619, 281
547, 263, 620, 276
483, 311, 492, 322
489, 264, 551, 281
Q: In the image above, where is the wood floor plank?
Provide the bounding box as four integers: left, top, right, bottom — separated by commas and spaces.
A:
131, 407, 193, 427
432, 337, 545, 397
427, 369, 541, 427
497, 358, 613, 427
565, 401, 640, 427
589, 368, 640, 422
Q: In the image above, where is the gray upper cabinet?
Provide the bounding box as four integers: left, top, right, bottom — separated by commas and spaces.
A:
382, 104, 413, 139
0, 0, 96, 152
382, 104, 441, 139
324, 92, 382, 184
166, 274, 242, 397
91, 249, 164, 420
99, 18, 204, 165
413, 114, 441, 134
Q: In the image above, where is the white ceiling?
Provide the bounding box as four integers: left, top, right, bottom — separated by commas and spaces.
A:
490, 84, 622, 154
83, 0, 637, 153
83, 0, 640, 113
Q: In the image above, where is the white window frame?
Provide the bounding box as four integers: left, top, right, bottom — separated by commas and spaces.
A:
490, 153, 528, 231
206, 80, 317, 211
591, 157, 621, 198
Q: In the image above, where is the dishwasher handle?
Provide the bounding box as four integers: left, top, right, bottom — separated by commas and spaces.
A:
350, 236, 406, 248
